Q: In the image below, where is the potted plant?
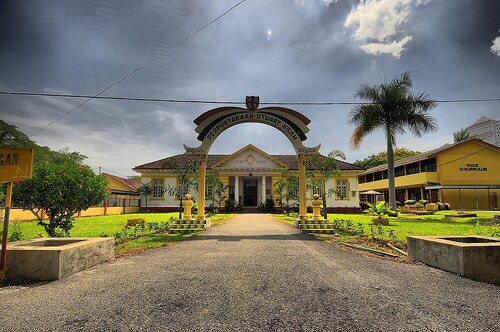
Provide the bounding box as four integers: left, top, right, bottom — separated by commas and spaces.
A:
364, 201, 395, 226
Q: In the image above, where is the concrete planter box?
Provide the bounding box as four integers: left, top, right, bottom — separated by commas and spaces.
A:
6, 237, 114, 282
408, 236, 500, 284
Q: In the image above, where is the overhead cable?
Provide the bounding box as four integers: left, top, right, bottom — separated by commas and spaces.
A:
23, 0, 248, 138
1, 90, 499, 105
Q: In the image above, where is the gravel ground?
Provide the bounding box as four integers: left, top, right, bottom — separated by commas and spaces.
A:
0, 214, 499, 332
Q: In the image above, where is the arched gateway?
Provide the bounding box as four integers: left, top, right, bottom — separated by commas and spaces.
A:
184, 96, 320, 221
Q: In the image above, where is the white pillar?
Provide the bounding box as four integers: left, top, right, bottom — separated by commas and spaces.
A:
261, 176, 266, 204
234, 176, 239, 204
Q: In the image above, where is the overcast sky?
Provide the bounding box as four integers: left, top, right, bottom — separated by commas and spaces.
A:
1, 0, 499, 177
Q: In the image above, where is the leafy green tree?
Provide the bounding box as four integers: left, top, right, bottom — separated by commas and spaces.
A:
0, 119, 87, 165
453, 128, 470, 143
353, 147, 421, 169
163, 160, 198, 219
205, 172, 225, 211
274, 175, 299, 216
308, 150, 345, 219
349, 71, 437, 211
12, 161, 109, 236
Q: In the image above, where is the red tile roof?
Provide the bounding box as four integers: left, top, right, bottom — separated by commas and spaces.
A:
103, 173, 142, 191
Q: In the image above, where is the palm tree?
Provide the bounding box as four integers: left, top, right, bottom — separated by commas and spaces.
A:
349, 71, 437, 212
139, 182, 152, 212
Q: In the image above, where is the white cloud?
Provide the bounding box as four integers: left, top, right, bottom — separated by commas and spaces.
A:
294, 0, 337, 6
360, 36, 413, 58
344, 0, 429, 58
491, 33, 500, 56
345, 0, 412, 42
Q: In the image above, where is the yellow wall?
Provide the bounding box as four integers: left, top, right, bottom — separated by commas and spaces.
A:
443, 189, 499, 210
437, 141, 500, 185
358, 172, 439, 191
105, 207, 124, 215
124, 207, 140, 214
3, 208, 37, 221
78, 207, 106, 217
3, 206, 140, 222
105, 176, 134, 191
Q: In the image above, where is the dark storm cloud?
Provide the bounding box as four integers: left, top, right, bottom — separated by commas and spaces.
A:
0, 0, 499, 175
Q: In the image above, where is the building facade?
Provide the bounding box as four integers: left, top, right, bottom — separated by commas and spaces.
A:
133, 145, 365, 212
101, 173, 141, 209
464, 116, 499, 147
358, 139, 500, 210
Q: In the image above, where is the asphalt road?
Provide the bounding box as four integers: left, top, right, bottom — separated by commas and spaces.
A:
1, 214, 499, 331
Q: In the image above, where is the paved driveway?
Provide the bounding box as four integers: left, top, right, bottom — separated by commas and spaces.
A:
1, 214, 499, 331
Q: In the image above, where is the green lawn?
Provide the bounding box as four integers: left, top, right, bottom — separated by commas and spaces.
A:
115, 232, 198, 255
4, 212, 235, 255
274, 210, 500, 245
5, 213, 180, 240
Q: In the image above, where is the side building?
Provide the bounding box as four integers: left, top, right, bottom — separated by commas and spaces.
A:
357, 139, 500, 210
462, 116, 499, 147
133, 144, 365, 213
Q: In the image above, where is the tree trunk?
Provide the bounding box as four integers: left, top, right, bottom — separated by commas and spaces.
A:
386, 127, 398, 215
178, 196, 183, 219
322, 180, 327, 220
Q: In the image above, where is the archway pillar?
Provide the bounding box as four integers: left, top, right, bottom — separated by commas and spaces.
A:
298, 154, 308, 220
197, 155, 208, 220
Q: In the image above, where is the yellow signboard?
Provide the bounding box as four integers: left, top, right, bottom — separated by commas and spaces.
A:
0, 147, 33, 183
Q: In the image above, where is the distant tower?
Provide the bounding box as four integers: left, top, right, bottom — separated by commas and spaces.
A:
463, 116, 499, 147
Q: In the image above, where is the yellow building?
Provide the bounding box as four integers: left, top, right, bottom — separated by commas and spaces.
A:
357, 139, 500, 210
100, 173, 141, 213
133, 144, 365, 213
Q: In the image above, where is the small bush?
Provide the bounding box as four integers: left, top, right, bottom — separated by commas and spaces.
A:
265, 198, 275, 212
224, 199, 235, 212
359, 201, 369, 211
8, 223, 24, 242
404, 200, 416, 205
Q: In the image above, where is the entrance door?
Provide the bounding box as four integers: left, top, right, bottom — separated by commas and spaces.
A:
243, 179, 257, 206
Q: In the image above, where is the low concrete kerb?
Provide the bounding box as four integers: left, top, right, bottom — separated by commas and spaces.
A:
6, 237, 115, 282
408, 235, 500, 284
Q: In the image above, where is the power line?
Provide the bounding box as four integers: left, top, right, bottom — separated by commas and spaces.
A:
1, 90, 500, 105
24, 0, 248, 138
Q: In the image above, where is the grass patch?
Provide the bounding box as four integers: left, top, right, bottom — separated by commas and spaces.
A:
274, 214, 295, 226
208, 213, 235, 226
115, 232, 198, 256
3, 213, 179, 240
274, 211, 500, 250
3, 213, 236, 256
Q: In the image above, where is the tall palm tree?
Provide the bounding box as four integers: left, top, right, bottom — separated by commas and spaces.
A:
349, 72, 438, 211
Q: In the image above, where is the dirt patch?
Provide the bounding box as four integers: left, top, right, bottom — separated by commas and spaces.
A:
316, 233, 414, 263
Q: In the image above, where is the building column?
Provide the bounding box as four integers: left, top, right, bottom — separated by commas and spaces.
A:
197, 155, 207, 220
234, 176, 239, 204
298, 154, 307, 220
261, 176, 266, 204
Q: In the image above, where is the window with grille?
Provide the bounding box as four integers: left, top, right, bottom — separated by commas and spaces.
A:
421, 158, 437, 172
336, 180, 347, 199
312, 185, 322, 197
406, 162, 420, 175
178, 183, 188, 198
153, 179, 164, 198
205, 185, 213, 198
